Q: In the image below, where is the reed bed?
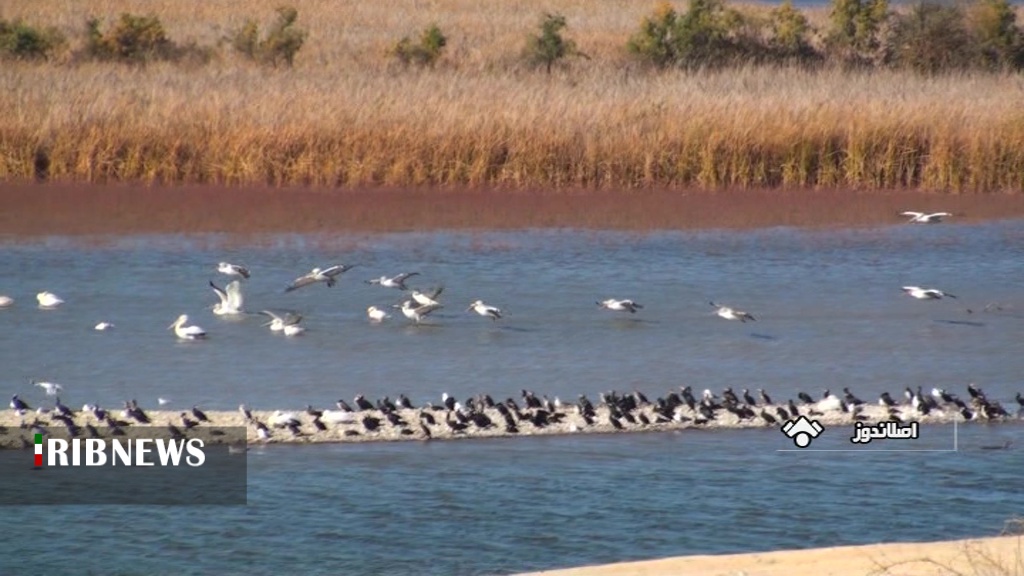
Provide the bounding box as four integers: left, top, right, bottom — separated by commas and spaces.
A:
3, 0, 1024, 191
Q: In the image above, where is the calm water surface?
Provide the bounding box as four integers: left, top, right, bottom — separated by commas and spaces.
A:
1, 222, 1023, 575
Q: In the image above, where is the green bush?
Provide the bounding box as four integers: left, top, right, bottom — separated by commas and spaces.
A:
889, 2, 974, 73
0, 19, 65, 60
85, 13, 211, 65
229, 6, 307, 67
391, 24, 447, 67
524, 13, 586, 73
769, 0, 820, 63
967, 0, 1024, 70
627, 0, 757, 69
826, 0, 889, 66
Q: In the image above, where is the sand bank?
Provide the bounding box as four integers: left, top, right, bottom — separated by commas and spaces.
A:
3, 184, 1024, 238
516, 534, 1024, 576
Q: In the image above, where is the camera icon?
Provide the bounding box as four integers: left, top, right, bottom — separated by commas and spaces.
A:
781, 415, 825, 448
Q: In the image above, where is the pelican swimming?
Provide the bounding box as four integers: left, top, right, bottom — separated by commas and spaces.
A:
597, 299, 643, 313
468, 300, 503, 321
36, 291, 63, 309
260, 310, 303, 332
396, 300, 442, 324
168, 314, 207, 340
94, 322, 115, 331
283, 324, 306, 337
0, 295, 12, 308
210, 280, 245, 315
411, 286, 444, 307
367, 306, 389, 322
902, 286, 956, 300
366, 272, 419, 290
217, 262, 251, 279
33, 380, 62, 396
901, 211, 952, 224
710, 302, 756, 322
284, 265, 356, 292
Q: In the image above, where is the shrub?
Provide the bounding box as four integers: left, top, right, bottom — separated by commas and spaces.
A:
627, 0, 757, 69
826, 0, 889, 66
0, 19, 65, 60
84, 13, 211, 65
889, 2, 974, 73
391, 24, 447, 67
967, 0, 1024, 70
229, 6, 306, 67
769, 0, 820, 63
524, 13, 585, 73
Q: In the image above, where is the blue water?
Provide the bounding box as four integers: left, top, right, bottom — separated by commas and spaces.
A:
1, 221, 1023, 575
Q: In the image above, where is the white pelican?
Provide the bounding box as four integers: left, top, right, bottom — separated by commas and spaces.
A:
33, 380, 62, 396
94, 322, 115, 331
0, 295, 12, 308
260, 310, 303, 332
217, 262, 251, 279
168, 314, 207, 340
210, 280, 245, 315
283, 324, 305, 337
367, 306, 390, 322
366, 272, 420, 290
396, 300, 442, 324
321, 409, 356, 424
468, 300, 503, 321
270, 411, 300, 427
901, 211, 952, 224
597, 299, 643, 314
902, 286, 956, 300
411, 286, 444, 307
36, 291, 63, 309
284, 264, 356, 292
710, 301, 756, 322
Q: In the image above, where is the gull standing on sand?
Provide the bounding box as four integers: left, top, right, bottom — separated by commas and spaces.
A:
710, 302, 756, 322
218, 262, 251, 279
0, 295, 13, 308
36, 291, 63, 309
597, 299, 643, 314
901, 211, 952, 224
33, 380, 63, 396
168, 314, 207, 340
366, 272, 420, 290
468, 300, 503, 321
902, 286, 956, 300
210, 280, 245, 315
284, 265, 356, 292
396, 300, 443, 324
367, 306, 390, 322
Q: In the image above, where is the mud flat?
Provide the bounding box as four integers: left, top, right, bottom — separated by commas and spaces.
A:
0, 401, 1018, 449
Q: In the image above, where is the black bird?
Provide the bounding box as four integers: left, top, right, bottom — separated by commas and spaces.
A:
419, 411, 436, 426
742, 389, 757, 406
10, 395, 29, 413
379, 397, 397, 412
842, 387, 864, 406
722, 388, 740, 406
192, 405, 210, 422
787, 399, 801, 416
758, 388, 773, 406
634, 390, 650, 406
336, 399, 354, 412
797, 392, 814, 405
240, 404, 254, 422
384, 412, 406, 427
304, 405, 322, 419
759, 410, 778, 425
443, 394, 456, 411
354, 395, 374, 411
638, 412, 650, 426
967, 383, 986, 401
180, 413, 198, 430
775, 406, 790, 421
54, 397, 73, 418
397, 394, 413, 410
86, 423, 100, 438
312, 417, 326, 432
445, 412, 467, 433
879, 392, 897, 407
362, 416, 381, 432
420, 423, 432, 439
608, 415, 624, 430
1015, 392, 1024, 408
167, 424, 185, 440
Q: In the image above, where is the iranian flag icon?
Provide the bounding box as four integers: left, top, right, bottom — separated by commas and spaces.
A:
34, 433, 42, 467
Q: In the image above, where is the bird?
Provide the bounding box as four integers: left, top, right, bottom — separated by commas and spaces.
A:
284, 265, 356, 292
366, 272, 419, 290
901, 211, 952, 224
217, 262, 251, 279
367, 306, 390, 323
260, 310, 303, 332
597, 299, 643, 313
282, 324, 305, 337
36, 291, 63, 309
10, 395, 30, 414
396, 300, 442, 324
33, 380, 62, 396
467, 300, 502, 321
168, 314, 207, 340
901, 286, 956, 300
0, 295, 12, 308
710, 302, 756, 322
410, 286, 444, 307
94, 322, 115, 331
210, 280, 245, 315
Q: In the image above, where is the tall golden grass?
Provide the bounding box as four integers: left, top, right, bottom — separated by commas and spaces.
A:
2, 0, 1024, 191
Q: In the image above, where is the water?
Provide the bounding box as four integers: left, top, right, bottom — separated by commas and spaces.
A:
1, 222, 1023, 575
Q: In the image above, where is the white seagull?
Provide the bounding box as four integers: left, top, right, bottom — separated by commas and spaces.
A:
468, 300, 503, 321
710, 301, 756, 322
396, 300, 443, 324
597, 299, 643, 314
260, 310, 303, 332
210, 280, 245, 315
284, 265, 356, 292
94, 322, 115, 331
218, 262, 251, 279
0, 295, 12, 308
410, 286, 444, 307
367, 306, 390, 322
901, 211, 952, 224
902, 286, 956, 300
168, 314, 207, 340
36, 291, 64, 309
33, 380, 63, 396
366, 272, 420, 290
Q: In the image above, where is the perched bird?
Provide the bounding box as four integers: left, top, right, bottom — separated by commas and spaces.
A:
710, 302, 756, 322
366, 272, 419, 290
168, 314, 207, 340
210, 280, 245, 315
285, 265, 356, 292
10, 395, 30, 414
36, 291, 64, 309
396, 300, 442, 324
367, 306, 390, 323
901, 211, 952, 224
217, 262, 251, 279
901, 286, 956, 300
597, 299, 643, 314
467, 300, 502, 321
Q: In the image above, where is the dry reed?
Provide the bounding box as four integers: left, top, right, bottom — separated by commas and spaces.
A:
2, 0, 1024, 191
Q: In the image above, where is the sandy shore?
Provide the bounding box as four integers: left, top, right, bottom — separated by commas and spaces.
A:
3, 184, 1024, 237
516, 534, 1024, 576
